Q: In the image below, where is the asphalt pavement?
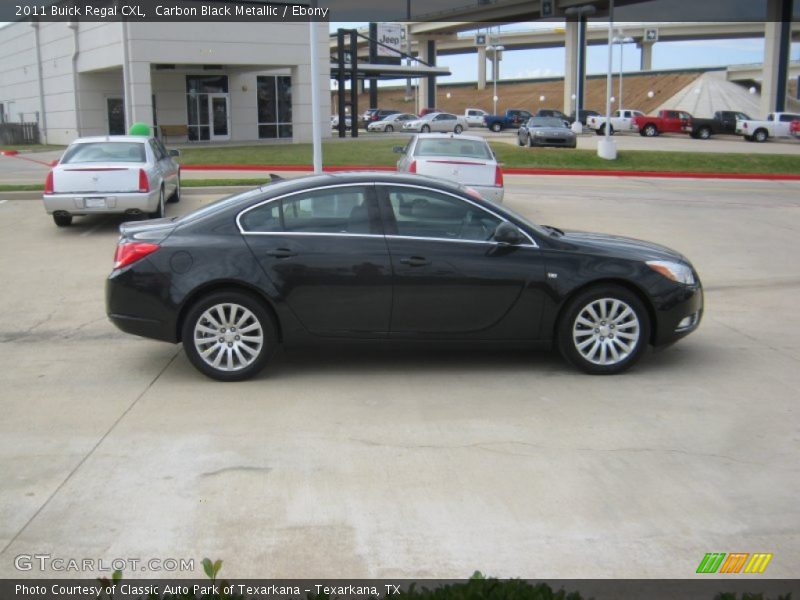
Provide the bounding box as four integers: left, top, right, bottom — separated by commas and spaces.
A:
1, 176, 798, 578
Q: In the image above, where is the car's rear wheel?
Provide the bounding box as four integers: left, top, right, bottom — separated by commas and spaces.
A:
385, 125, 394, 132
53, 213, 73, 227
149, 187, 165, 219
557, 285, 650, 375
643, 124, 658, 137
697, 126, 712, 140
182, 291, 277, 382
168, 173, 181, 203
491, 123, 502, 132
754, 129, 768, 143
454, 124, 463, 134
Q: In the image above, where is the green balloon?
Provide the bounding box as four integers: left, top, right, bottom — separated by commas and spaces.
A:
128, 122, 151, 136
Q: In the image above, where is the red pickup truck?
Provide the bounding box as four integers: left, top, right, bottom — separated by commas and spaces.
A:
633, 110, 693, 137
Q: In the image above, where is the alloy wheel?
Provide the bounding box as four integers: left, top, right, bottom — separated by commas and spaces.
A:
572, 297, 641, 366
193, 303, 264, 372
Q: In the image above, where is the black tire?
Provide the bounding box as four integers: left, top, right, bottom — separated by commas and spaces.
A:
527, 135, 534, 148
754, 129, 768, 143
697, 127, 711, 140
491, 122, 502, 132
385, 125, 393, 132
168, 173, 181, 203
744, 134, 754, 142
454, 124, 463, 134
517, 135, 525, 147
421, 125, 430, 133
149, 187, 165, 219
594, 128, 603, 136
181, 290, 278, 382
557, 284, 651, 375
53, 213, 72, 227
643, 124, 658, 137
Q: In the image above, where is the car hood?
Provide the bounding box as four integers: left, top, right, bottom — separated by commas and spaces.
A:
531, 127, 574, 135
556, 229, 687, 263
404, 120, 422, 127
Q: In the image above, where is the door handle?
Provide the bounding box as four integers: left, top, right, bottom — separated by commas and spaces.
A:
399, 256, 430, 267
265, 248, 297, 259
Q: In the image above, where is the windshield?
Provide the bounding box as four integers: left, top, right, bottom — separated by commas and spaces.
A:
415, 138, 493, 160
61, 142, 146, 164
529, 117, 567, 128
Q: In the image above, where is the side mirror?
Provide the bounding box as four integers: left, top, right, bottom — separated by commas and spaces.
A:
393, 145, 405, 154
493, 222, 524, 245
168, 149, 180, 157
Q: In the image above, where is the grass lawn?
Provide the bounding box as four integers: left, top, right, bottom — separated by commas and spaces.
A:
0, 144, 65, 153
176, 139, 800, 175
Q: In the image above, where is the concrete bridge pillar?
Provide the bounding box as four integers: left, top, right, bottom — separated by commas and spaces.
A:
761, 0, 793, 115
638, 41, 653, 71
563, 17, 587, 115
477, 46, 487, 90
417, 38, 437, 109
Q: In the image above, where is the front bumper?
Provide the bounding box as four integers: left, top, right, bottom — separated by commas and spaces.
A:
653, 282, 704, 346
43, 190, 160, 215
530, 135, 577, 148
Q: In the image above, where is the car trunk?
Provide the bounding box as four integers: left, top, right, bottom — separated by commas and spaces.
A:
53, 164, 144, 194
416, 157, 495, 187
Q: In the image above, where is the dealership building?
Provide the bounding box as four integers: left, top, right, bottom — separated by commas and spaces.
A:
0, 20, 331, 144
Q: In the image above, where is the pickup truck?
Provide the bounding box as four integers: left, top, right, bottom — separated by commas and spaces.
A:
688, 111, 752, 139
736, 112, 800, 142
484, 109, 533, 132
464, 108, 489, 127
633, 110, 693, 137
587, 109, 645, 135
792, 119, 800, 139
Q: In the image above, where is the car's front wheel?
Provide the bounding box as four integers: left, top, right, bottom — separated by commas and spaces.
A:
454, 124, 463, 134
385, 125, 394, 132
182, 291, 277, 381
557, 285, 650, 375
421, 125, 431, 133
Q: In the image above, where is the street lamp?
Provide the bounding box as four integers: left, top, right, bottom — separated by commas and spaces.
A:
612, 32, 634, 111
487, 44, 505, 114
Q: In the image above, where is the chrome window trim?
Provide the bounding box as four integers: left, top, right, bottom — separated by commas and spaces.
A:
376, 182, 538, 248
236, 182, 374, 235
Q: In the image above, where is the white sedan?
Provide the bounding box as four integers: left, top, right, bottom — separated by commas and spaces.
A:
43, 135, 180, 226
401, 112, 469, 134
394, 133, 504, 204
367, 113, 417, 132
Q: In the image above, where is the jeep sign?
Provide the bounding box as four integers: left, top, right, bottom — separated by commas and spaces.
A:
377, 23, 403, 58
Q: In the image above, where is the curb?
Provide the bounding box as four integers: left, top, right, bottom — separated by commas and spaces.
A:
180, 164, 800, 181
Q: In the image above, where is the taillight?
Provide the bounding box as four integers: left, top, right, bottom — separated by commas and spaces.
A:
743, 122, 748, 129
44, 170, 54, 194
114, 241, 160, 270
408, 160, 417, 173
138, 169, 150, 193
495, 165, 504, 187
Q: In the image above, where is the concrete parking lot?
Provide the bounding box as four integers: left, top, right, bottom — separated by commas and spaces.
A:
0, 176, 798, 579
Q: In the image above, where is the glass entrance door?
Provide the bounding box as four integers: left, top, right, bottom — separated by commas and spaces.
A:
209, 94, 230, 140
107, 97, 125, 135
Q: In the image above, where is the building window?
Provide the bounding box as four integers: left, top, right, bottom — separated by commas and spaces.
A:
257, 76, 292, 139
186, 75, 229, 141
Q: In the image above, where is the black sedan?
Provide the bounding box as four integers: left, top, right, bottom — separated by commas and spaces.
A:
106, 172, 703, 381
518, 117, 578, 148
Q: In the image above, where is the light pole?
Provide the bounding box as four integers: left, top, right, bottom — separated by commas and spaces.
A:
487, 44, 504, 114
613, 33, 634, 111
597, 0, 616, 160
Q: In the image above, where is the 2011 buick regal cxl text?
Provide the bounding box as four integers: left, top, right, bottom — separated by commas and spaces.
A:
106, 172, 703, 381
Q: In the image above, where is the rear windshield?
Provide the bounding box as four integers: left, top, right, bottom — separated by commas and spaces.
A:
61, 142, 146, 164
414, 138, 493, 160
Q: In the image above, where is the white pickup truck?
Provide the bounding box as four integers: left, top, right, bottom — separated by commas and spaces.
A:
464, 108, 489, 127
736, 112, 800, 142
586, 109, 644, 135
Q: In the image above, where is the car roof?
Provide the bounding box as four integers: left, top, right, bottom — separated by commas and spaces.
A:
70, 135, 151, 144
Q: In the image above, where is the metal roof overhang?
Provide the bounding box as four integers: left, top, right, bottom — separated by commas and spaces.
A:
330, 62, 451, 80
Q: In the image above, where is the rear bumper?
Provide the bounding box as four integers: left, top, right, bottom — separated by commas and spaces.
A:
43, 190, 160, 215
106, 265, 179, 343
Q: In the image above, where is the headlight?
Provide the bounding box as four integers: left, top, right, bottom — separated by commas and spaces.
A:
646, 260, 696, 285
534, 130, 544, 136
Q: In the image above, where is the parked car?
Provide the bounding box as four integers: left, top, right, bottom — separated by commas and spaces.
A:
484, 109, 533, 132
791, 119, 800, 139
361, 108, 401, 130
401, 112, 468, 134
367, 113, 416, 132
394, 133, 503, 203
736, 112, 800, 142
43, 135, 180, 227
569, 109, 601, 126
106, 172, 703, 381
464, 108, 489, 127
330, 114, 352, 130
689, 111, 751, 139
633, 110, 693, 137
535, 108, 570, 126
587, 109, 645, 135
518, 117, 577, 148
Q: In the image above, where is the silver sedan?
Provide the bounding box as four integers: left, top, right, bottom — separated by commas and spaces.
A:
367, 113, 417, 132
401, 112, 469, 134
